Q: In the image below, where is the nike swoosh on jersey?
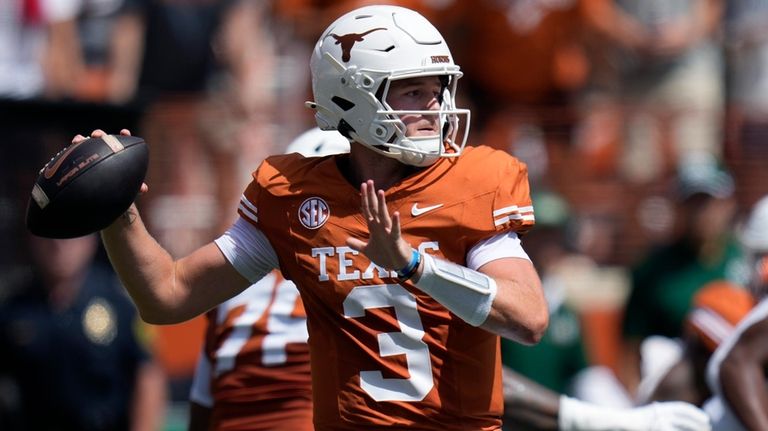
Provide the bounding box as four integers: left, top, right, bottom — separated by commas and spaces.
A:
411, 203, 444, 217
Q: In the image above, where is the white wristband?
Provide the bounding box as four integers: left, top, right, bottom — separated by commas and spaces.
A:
413, 253, 497, 326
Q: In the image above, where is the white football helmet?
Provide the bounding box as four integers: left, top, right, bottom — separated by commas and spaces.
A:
306, 5, 470, 167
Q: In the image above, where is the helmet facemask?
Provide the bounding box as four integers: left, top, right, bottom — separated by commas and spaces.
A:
370, 73, 469, 167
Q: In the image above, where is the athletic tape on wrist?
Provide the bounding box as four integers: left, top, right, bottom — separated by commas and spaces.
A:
414, 253, 497, 326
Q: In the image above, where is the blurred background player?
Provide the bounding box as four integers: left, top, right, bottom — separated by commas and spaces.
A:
620, 156, 745, 398
0, 234, 166, 431
187, 127, 349, 431
704, 194, 768, 431
640, 280, 755, 407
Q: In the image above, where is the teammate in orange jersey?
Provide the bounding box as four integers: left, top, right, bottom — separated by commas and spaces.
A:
75, 5, 694, 430
187, 128, 349, 431
188, 271, 312, 431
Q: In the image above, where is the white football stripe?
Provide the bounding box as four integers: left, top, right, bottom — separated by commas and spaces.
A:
240, 195, 258, 213
238, 203, 258, 223
493, 205, 534, 217
689, 307, 733, 345
494, 213, 535, 226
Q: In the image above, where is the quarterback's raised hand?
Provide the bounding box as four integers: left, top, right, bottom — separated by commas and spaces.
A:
346, 180, 414, 272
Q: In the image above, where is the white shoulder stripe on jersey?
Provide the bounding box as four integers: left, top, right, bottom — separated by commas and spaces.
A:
238, 202, 258, 223
494, 213, 535, 227
493, 205, 533, 217
689, 307, 734, 345
239, 195, 258, 217
493, 205, 535, 226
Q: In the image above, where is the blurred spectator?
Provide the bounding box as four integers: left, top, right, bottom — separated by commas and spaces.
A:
0, 234, 166, 431
0, 0, 82, 99
69, 0, 142, 104
441, 0, 588, 188
620, 157, 744, 398
120, 0, 277, 256
722, 1, 768, 207
580, 0, 725, 183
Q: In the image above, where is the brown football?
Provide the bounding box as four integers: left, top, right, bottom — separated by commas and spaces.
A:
25, 134, 148, 238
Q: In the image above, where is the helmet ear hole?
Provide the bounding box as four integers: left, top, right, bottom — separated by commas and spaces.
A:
374, 79, 388, 103
332, 97, 355, 111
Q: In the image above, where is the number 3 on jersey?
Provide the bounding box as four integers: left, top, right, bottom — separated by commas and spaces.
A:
343, 284, 434, 402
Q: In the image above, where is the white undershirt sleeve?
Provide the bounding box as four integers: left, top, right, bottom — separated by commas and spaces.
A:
466, 231, 530, 271
214, 217, 279, 283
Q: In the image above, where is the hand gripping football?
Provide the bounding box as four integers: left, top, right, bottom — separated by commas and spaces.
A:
25, 134, 149, 238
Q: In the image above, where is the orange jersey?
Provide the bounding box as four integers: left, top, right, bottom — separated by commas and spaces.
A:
238, 145, 534, 430
201, 272, 313, 431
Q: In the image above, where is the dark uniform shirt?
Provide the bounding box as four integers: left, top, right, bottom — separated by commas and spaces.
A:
0, 264, 150, 431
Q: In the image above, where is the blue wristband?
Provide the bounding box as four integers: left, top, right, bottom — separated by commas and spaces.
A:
396, 249, 421, 280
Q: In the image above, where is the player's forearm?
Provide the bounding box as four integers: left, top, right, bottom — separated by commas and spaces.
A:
101, 205, 185, 323
482, 277, 548, 345
475, 258, 548, 344
410, 254, 547, 344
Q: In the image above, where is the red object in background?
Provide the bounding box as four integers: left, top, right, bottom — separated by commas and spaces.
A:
22, 0, 43, 24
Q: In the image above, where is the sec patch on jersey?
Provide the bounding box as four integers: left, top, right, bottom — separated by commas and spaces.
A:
26, 134, 148, 238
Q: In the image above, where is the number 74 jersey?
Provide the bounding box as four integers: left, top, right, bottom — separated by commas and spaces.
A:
198, 271, 313, 430
239, 145, 535, 430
